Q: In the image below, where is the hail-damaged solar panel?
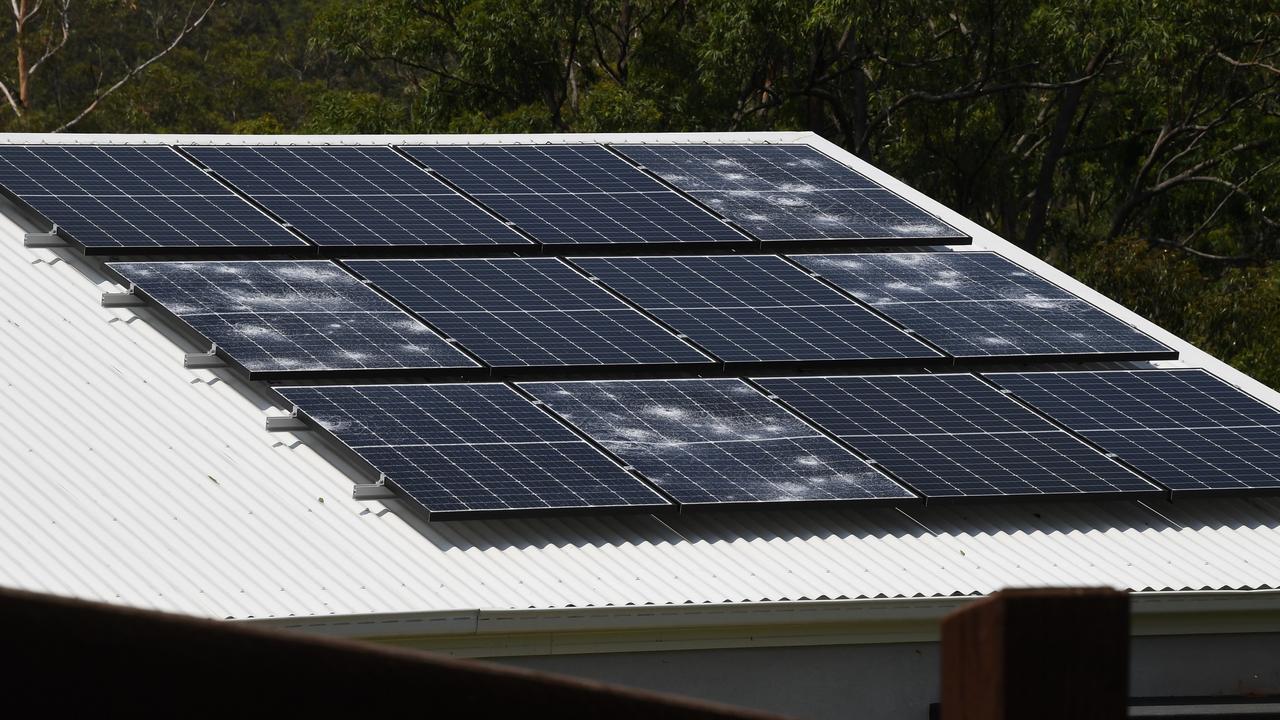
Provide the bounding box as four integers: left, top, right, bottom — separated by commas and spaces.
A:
346, 258, 713, 369
0, 145, 302, 251
183, 145, 528, 247
615, 143, 967, 243
402, 144, 747, 247
522, 378, 913, 505
109, 261, 477, 379
277, 383, 670, 518
988, 370, 1280, 493
573, 255, 941, 364
796, 252, 1175, 361
758, 374, 1158, 499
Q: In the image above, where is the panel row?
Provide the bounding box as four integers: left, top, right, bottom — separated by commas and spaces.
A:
0, 143, 965, 252
275, 370, 1280, 519
108, 252, 1173, 379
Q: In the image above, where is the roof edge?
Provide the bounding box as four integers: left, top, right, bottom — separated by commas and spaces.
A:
238, 590, 1280, 657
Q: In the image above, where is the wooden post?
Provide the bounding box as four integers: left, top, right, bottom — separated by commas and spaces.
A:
941, 587, 1129, 720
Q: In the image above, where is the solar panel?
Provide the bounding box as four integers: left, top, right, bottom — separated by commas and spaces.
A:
572, 255, 942, 363
988, 370, 1280, 492
183, 145, 529, 247
522, 378, 913, 505
277, 383, 669, 517
109, 261, 477, 377
402, 144, 747, 246
758, 374, 1158, 498
615, 143, 967, 242
0, 145, 302, 250
346, 258, 713, 368
796, 252, 1175, 360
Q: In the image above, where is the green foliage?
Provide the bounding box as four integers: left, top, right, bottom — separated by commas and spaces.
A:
0, 0, 1274, 384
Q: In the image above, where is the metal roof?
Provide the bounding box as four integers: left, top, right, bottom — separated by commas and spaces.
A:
2, 131, 1279, 627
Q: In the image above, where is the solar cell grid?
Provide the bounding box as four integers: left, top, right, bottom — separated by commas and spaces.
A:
523, 379, 913, 504
988, 370, 1280, 492
573, 255, 942, 363
759, 374, 1157, 498
184, 145, 528, 247
278, 383, 669, 516
615, 144, 967, 242
0, 144, 302, 249
796, 252, 1174, 360
403, 144, 746, 246
109, 260, 476, 376
348, 258, 712, 368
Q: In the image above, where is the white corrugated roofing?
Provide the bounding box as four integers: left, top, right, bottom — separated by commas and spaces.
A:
2, 131, 1279, 624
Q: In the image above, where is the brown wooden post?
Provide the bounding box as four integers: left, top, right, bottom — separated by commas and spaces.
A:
941, 587, 1129, 720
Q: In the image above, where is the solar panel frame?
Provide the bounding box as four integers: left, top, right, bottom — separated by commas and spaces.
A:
571, 255, 945, 365
107, 260, 481, 381
345, 257, 716, 370
757, 373, 1162, 500
795, 251, 1178, 362
521, 378, 917, 507
614, 143, 970, 245
182, 145, 531, 248
987, 369, 1280, 494
276, 383, 672, 519
401, 144, 752, 249
0, 144, 305, 252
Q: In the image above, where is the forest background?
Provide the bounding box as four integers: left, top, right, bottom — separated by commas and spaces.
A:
1, 1, 1276, 385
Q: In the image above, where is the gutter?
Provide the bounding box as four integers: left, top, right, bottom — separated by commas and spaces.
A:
239, 589, 1280, 658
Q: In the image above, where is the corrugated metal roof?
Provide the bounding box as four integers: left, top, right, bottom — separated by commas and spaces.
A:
1, 131, 1279, 623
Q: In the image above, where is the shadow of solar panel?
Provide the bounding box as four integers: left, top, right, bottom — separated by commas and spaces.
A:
0, 145, 302, 249
277, 383, 670, 517
185, 146, 528, 247
109, 260, 476, 377
758, 374, 1157, 499
403, 144, 747, 246
574, 255, 940, 363
616, 144, 967, 242
988, 370, 1280, 492
348, 258, 712, 368
522, 378, 913, 505
796, 252, 1175, 360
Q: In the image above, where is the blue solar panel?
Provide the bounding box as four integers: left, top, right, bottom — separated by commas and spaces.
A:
758, 374, 1157, 498
109, 261, 476, 377
988, 370, 1280, 492
277, 383, 670, 517
184, 145, 528, 247
522, 378, 913, 505
615, 144, 966, 242
0, 145, 302, 249
796, 252, 1174, 359
347, 258, 713, 368
573, 255, 941, 363
402, 144, 747, 245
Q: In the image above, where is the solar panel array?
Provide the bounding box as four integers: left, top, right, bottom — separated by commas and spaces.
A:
184, 145, 528, 247
347, 258, 711, 368
616, 144, 967, 243
13, 136, 1276, 521
404, 144, 747, 246
277, 383, 669, 517
760, 374, 1158, 498
796, 252, 1175, 360
523, 379, 914, 505
989, 370, 1280, 493
109, 261, 477, 377
574, 255, 942, 364
0, 145, 302, 250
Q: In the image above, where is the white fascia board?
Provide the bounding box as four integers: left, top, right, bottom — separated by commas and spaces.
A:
241, 590, 1280, 658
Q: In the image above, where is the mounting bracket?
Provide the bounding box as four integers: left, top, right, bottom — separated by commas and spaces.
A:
101, 290, 146, 308
353, 475, 396, 500
24, 230, 66, 248
265, 415, 308, 432
184, 346, 227, 369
